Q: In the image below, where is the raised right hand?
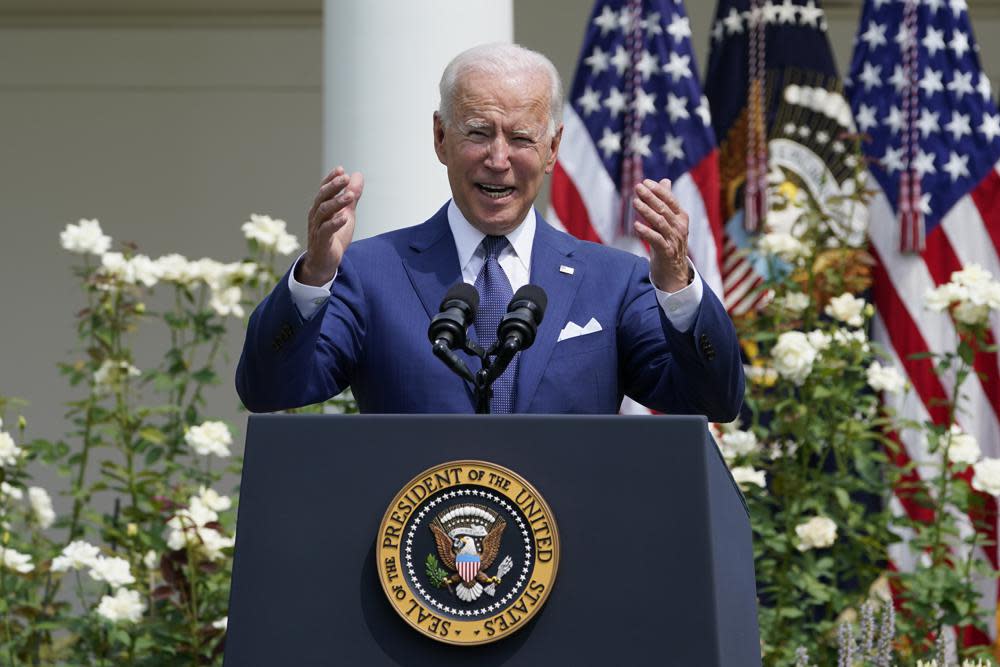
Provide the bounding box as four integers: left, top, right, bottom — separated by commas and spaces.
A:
297, 166, 365, 286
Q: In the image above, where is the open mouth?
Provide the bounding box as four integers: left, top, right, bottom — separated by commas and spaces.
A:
476, 183, 515, 199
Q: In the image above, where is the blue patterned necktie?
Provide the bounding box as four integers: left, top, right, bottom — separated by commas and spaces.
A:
474, 235, 517, 414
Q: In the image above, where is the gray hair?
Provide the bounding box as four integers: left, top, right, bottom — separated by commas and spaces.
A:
438, 43, 564, 137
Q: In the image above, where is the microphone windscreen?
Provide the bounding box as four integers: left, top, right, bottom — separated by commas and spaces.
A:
442, 282, 479, 312
511, 284, 547, 317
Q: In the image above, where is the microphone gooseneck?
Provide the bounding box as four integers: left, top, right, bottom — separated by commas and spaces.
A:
428, 282, 479, 383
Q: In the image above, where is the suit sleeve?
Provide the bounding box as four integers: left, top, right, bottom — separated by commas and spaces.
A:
235, 254, 367, 413
617, 257, 744, 422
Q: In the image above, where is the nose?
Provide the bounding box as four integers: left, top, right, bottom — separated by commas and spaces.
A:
484, 136, 511, 171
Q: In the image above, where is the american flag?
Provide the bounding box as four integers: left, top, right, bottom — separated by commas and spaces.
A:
549, 0, 724, 302
846, 0, 1000, 646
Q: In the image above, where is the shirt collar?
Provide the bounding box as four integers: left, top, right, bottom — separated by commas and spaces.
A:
447, 200, 534, 274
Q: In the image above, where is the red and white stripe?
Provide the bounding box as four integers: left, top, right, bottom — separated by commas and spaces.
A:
721, 234, 768, 316
458, 559, 479, 584
550, 105, 726, 299
870, 162, 1000, 642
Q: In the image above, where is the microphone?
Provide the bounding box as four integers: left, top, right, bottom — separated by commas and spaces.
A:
428, 283, 479, 383
428, 282, 479, 350
483, 285, 547, 385
497, 285, 547, 352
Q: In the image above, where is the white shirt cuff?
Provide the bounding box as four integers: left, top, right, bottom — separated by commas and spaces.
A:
653, 260, 703, 333
288, 253, 335, 320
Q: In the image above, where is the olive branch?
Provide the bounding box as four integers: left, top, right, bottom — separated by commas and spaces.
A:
425, 554, 449, 587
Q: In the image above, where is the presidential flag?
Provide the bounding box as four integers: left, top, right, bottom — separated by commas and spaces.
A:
846, 0, 1000, 646
704, 0, 864, 317
549, 0, 724, 300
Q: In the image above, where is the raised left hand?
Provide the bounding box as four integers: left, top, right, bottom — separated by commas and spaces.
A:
631, 178, 691, 293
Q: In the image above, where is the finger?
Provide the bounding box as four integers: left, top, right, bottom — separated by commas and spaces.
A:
345, 171, 365, 204
632, 219, 673, 257
632, 196, 677, 245
313, 187, 356, 224
636, 181, 686, 236
310, 174, 351, 219
320, 166, 345, 187
641, 178, 684, 217
633, 186, 678, 235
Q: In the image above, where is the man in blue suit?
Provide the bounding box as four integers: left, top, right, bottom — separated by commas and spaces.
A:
236, 43, 744, 418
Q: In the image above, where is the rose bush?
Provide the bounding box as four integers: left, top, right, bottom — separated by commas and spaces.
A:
0, 216, 355, 665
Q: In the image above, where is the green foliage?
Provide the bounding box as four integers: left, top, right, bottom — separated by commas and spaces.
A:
0, 217, 353, 665
425, 554, 449, 588
737, 159, 1000, 665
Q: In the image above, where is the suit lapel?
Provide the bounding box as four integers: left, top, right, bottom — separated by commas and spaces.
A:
401, 204, 462, 320
515, 216, 584, 412
401, 205, 482, 406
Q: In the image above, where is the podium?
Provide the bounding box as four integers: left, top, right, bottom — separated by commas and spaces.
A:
225, 415, 761, 666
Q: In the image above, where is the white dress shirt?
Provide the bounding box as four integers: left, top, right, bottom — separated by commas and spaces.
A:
287, 200, 704, 331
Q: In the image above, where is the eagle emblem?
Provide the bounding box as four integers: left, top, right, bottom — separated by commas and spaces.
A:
427, 503, 512, 602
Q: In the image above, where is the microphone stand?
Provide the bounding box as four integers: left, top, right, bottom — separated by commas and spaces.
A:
433, 339, 510, 414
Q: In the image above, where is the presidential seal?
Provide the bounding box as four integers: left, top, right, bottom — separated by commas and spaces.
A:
376, 460, 559, 645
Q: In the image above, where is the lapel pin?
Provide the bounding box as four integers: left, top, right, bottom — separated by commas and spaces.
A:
559, 265, 575, 275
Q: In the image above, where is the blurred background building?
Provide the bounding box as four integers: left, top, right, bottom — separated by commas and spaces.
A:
2, 0, 999, 437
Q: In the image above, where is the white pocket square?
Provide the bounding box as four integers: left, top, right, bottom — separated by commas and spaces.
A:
557, 317, 602, 342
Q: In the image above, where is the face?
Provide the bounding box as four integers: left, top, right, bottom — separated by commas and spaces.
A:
434, 69, 563, 236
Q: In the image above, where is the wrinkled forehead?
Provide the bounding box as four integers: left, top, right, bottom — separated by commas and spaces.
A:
451, 70, 552, 124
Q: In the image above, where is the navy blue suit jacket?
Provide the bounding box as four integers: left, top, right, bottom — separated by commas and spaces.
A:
236, 204, 744, 417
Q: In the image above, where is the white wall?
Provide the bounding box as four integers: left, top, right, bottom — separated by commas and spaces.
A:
0, 18, 323, 455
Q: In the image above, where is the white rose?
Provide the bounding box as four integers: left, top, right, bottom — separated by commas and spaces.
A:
242, 214, 300, 255
128, 254, 160, 287
155, 253, 196, 284
60, 218, 112, 255
866, 361, 906, 394
143, 549, 159, 571
198, 487, 232, 512
945, 425, 981, 466
731, 466, 766, 490
832, 327, 869, 351
778, 292, 810, 314
924, 282, 967, 312
198, 526, 236, 561
972, 458, 1000, 496
758, 232, 808, 262
27, 487, 55, 529
88, 555, 135, 589
805, 329, 831, 352
212, 616, 228, 632
0, 431, 23, 467
93, 359, 141, 390
0, 546, 34, 573
188, 258, 227, 289
1, 481, 23, 501
95, 588, 146, 624
953, 301, 990, 325
951, 263, 993, 288
52, 540, 102, 572
185, 421, 232, 458
720, 430, 758, 461
825, 293, 866, 327
210, 286, 244, 318
795, 516, 837, 551
771, 331, 818, 385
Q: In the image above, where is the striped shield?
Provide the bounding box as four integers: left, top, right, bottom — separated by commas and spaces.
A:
456, 552, 480, 584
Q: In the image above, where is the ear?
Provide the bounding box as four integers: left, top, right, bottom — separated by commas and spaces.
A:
433, 111, 448, 166
544, 123, 564, 175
